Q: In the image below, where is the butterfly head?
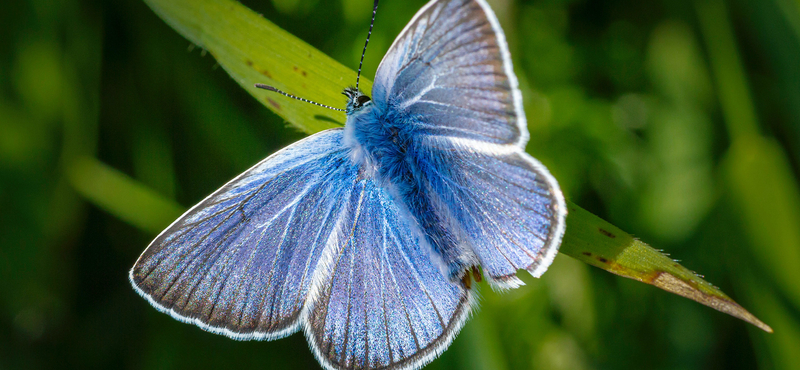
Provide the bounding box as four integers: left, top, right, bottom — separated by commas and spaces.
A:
343, 87, 372, 115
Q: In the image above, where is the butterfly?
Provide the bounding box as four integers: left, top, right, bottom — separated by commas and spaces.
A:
130, 0, 567, 369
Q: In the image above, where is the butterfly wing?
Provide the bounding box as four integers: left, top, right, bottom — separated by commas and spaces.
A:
306, 175, 472, 370
372, 0, 566, 287
414, 137, 566, 288
130, 128, 359, 340
373, 0, 526, 147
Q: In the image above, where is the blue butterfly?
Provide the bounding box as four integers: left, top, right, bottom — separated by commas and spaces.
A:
130, 0, 566, 369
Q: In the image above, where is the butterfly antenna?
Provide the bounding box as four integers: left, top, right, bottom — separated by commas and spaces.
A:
255, 83, 345, 112
356, 0, 380, 91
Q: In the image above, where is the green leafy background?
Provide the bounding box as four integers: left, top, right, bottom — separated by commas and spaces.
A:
2, 0, 800, 369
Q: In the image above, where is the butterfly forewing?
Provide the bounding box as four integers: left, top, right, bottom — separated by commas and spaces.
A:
130, 129, 358, 339
373, 0, 525, 146
307, 176, 472, 370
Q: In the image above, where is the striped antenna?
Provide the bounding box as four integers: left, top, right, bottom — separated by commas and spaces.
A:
356, 0, 380, 90
255, 84, 345, 112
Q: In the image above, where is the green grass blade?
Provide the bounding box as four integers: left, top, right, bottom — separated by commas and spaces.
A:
144, 0, 371, 133
560, 203, 772, 333
140, 0, 771, 332
67, 156, 184, 234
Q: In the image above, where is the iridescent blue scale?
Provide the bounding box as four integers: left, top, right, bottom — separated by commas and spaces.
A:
130, 1, 566, 369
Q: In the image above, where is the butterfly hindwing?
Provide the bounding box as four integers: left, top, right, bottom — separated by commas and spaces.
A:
373, 0, 525, 146
306, 175, 472, 370
130, 129, 359, 339
414, 136, 566, 288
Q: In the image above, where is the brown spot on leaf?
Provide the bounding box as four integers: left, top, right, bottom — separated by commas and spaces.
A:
599, 228, 616, 238
598, 257, 609, 263
582, 252, 592, 257
291, 65, 307, 77
260, 69, 272, 78
267, 98, 280, 110
245, 59, 253, 66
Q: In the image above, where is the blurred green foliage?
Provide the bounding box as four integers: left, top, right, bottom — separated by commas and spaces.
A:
1, 0, 799, 369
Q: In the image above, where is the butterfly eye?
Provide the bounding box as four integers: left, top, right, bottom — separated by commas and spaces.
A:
357, 95, 371, 106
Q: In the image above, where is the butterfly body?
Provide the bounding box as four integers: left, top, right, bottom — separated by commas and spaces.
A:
345, 93, 470, 280
131, 1, 566, 369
